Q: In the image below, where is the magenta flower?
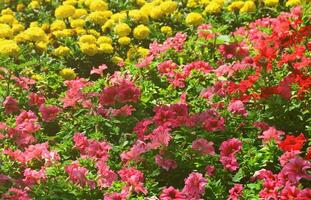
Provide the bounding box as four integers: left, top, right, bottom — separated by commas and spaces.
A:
258, 127, 285, 144
227, 184, 243, 200
65, 162, 95, 188
155, 154, 177, 171
39, 104, 61, 122
192, 138, 215, 156
3, 96, 19, 114
182, 172, 207, 199
160, 186, 186, 200
281, 157, 311, 184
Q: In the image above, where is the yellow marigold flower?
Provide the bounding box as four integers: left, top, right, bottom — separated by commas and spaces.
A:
12, 24, 25, 34
0, 15, 16, 25
60, 68, 76, 80
160, 1, 178, 14
187, 0, 198, 8
88, 29, 100, 37
115, 23, 131, 37
1, 8, 14, 15
17, 3, 25, 12
41, 23, 50, 31
111, 12, 127, 22
75, 28, 87, 35
133, 24, 150, 40
30, 21, 39, 27
240, 1, 256, 13
55, 5, 76, 19
80, 43, 98, 56
141, 3, 154, 14
214, 0, 224, 5
286, 0, 301, 7
129, 10, 148, 23
118, 36, 131, 45
264, 0, 279, 7
35, 41, 48, 51
138, 47, 149, 57
50, 20, 66, 31
87, 11, 112, 25
24, 27, 47, 42
70, 19, 85, 28
89, 0, 108, 11
63, 0, 77, 6
14, 33, 26, 43
31, 74, 43, 81
99, 43, 114, 54
186, 12, 203, 26
101, 19, 114, 32
54, 46, 71, 56
0, 24, 13, 39
71, 8, 88, 19
228, 1, 245, 12
97, 36, 112, 44
112, 56, 124, 64
79, 34, 97, 44
204, 2, 222, 14
160, 26, 172, 36
28, 1, 40, 9
150, 6, 164, 20
127, 47, 137, 60
0, 39, 19, 56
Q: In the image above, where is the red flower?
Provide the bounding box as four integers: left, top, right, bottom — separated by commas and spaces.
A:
3, 96, 19, 114
279, 133, 306, 152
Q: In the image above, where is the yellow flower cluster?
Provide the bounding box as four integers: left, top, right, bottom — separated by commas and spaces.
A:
0, 0, 303, 64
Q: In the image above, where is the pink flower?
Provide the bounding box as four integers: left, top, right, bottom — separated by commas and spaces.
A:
120, 140, 147, 163
90, 64, 107, 76
62, 78, 91, 108
3, 96, 19, 114
3, 142, 59, 165
12, 77, 36, 90
110, 105, 135, 117
227, 184, 243, 200
219, 138, 242, 156
192, 138, 215, 156
157, 60, 178, 76
73, 133, 111, 162
279, 184, 300, 200
182, 172, 207, 199
197, 24, 213, 40
133, 119, 153, 139
39, 104, 61, 122
28, 93, 45, 107
65, 162, 95, 188
228, 100, 248, 117
155, 154, 177, 171
118, 167, 147, 194
205, 165, 215, 176
280, 157, 311, 184
96, 162, 117, 188
258, 127, 285, 144
297, 188, 311, 200
99, 82, 141, 105
146, 126, 172, 149
23, 168, 46, 186
2, 188, 31, 200
104, 192, 128, 200
194, 110, 225, 132
279, 150, 301, 166
219, 138, 242, 172
160, 186, 186, 200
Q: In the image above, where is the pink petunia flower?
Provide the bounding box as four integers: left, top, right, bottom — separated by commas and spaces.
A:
160, 186, 186, 200
182, 172, 207, 199
192, 138, 215, 156
227, 184, 243, 200
3, 96, 19, 114
39, 104, 61, 122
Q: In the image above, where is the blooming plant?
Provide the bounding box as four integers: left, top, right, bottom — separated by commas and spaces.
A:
0, 1, 311, 200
